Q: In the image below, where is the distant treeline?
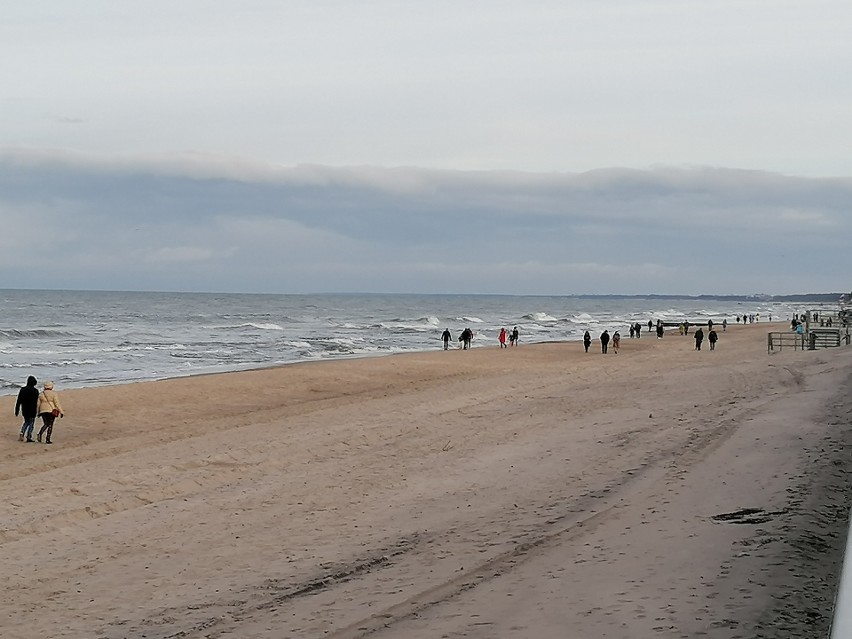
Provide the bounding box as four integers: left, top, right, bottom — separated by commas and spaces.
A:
571, 293, 844, 303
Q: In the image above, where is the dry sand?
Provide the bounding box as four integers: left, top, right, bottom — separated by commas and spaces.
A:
2, 324, 851, 638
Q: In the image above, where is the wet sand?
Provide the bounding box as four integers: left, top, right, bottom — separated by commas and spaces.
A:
1, 323, 851, 638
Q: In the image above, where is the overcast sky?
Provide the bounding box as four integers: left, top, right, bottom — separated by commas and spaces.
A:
1, 2, 850, 295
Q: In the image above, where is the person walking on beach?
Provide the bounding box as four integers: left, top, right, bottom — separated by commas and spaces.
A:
15, 375, 39, 442
694, 327, 704, 351
441, 328, 452, 350
498, 327, 507, 348
634, 322, 641, 338
583, 330, 592, 353
648, 320, 653, 333
722, 318, 727, 332
708, 328, 718, 351
460, 327, 473, 350
612, 331, 621, 354
600, 329, 610, 354
510, 326, 519, 346
36, 381, 64, 444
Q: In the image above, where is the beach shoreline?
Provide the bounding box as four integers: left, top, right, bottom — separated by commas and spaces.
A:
1, 322, 850, 638
1, 287, 800, 396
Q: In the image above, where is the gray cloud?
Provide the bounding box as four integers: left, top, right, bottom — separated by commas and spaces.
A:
1, 150, 850, 295
2, 3, 851, 175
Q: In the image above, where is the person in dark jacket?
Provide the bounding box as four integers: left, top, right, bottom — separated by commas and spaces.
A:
708, 328, 718, 351
694, 327, 704, 351
15, 376, 39, 442
441, 328, 452, 350
583, 331, 592, 353
600, 329, 610, 354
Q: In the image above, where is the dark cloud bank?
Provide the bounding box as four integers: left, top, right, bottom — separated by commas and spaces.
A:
1, 151, 849, 295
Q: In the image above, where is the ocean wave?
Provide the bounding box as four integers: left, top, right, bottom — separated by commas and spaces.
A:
242, 322, 285, 331
200, 322, 287, 331
0, 358, 100, 368
0, 328, 76, 339
304, 337, 360, 354
378, 321, 436, 332
523, 312, 559, 323
459, 316, 485, 323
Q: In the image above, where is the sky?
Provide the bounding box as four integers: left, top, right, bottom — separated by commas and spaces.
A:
1, 1, 851, 296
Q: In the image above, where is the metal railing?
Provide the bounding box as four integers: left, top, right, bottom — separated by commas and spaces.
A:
809, 328, 844, 349
768, 329, 850, 354
767, 332, 805, 354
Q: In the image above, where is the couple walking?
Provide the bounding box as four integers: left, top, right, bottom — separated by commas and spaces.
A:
14, 376, 64, 444
498, 327, 519, 348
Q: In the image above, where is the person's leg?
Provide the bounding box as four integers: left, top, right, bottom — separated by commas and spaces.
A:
43, 415, 56, 443
37, 415, 49, 442
24, 417, 35, 441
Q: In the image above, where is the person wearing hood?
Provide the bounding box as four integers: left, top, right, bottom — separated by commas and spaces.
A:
583, 331, 592, 353
15, 375, 39, 442
36, 381, 64, 444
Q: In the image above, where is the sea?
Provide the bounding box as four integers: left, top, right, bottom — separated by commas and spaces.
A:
0, 289, 801, 396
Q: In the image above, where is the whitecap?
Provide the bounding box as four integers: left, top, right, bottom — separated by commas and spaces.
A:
242, 322, 285, 331
524, 312, 559, 323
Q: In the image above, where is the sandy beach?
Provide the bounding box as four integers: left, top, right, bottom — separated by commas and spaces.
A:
2, 323, 851, 638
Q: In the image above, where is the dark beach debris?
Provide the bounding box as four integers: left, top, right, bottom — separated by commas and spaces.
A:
711, 507, 790, 525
